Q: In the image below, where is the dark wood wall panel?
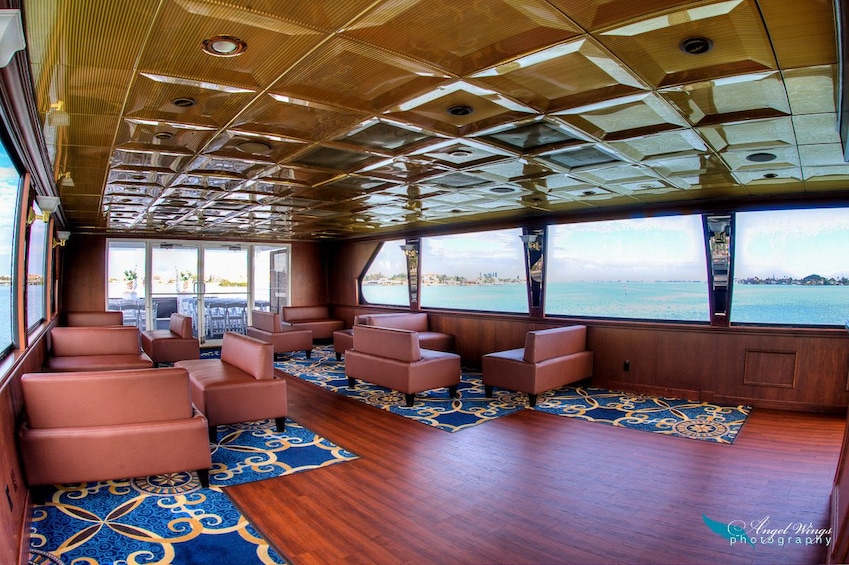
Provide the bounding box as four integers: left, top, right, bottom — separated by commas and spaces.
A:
0, 332, 48, 565
290, 242, 327, 306
744, 349, 797, 388
60, 235, 106, 311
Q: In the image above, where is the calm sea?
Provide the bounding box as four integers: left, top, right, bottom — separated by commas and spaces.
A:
365, 281, 849, 326
0, 284, 44, 349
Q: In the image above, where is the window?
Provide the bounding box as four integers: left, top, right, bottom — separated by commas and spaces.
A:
732, 208, 849, 326
546, 216, 709, 321
253, 245, 289, 312
25, 199, 47, 330
360, 239, 409, 306
0, 141, 21, 355
420, 229, 527, 313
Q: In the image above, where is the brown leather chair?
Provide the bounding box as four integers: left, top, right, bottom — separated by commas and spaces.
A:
46, 325, 154, 372
345, 325, 461, 406
246, 310, 312, 359
19, 367, 212, 491
176, 332, 286, 442
141, 313, 200, 366
482, 325, 593, 406
280, 305, 344, 340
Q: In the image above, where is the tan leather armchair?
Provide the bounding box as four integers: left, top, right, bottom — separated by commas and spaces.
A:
19, 367, 212, 491
141, 313, 201, 366
482, 325, 593, 406
246, 310, 312, 359
280, 305, 344, 340
46, 326, 154, 372
345, 325, 461, 406
176, 332, 286, 441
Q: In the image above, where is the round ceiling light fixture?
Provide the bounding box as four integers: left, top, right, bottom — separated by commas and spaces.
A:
153, 131, 173, 140
490, 186, 517, 194
763, 173, 779, 179
447, 104, 474, 117
449, 149, 473, 158
746, 152, 777, 162
202, 35, 247, 57
679, 36, 713, 55
236, 140, 272, 155
172, 97, 196, 108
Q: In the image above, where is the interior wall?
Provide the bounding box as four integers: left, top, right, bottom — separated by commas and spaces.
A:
327, 241, 849, 413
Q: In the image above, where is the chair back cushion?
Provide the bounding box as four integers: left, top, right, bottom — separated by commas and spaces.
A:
353, 325, 421, 362
169, 313, 193, 338
50, 326, 141, 357
22, 367, 193, 428
365, 313, 429, 332
251, 310, 282, 333
220, 332, 274, 380
524, 325, 587, 363
64, 311, 124, 327
281, 305, 329, 322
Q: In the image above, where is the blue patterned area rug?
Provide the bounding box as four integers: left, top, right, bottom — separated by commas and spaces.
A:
276, 345, 749, 443
28, 419, 357, 565
275, 345, 524, 433
533, 387, 750, 444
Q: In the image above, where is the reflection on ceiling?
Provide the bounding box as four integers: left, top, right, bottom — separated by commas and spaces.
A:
23, 0, 846, 240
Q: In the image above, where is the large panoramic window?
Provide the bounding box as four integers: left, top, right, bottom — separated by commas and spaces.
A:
0, 141, 21, 356
546, 215, 709, 321
732, 208, 849, 326
25, 199, 47, 330
420, 229, 527, 313
360, 239, 409, 306
253, 245, 289, 312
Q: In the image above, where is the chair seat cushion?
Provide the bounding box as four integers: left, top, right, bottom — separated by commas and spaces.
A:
46, 354, 154, 372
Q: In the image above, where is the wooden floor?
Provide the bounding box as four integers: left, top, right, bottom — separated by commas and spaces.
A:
226, 372, 846, 565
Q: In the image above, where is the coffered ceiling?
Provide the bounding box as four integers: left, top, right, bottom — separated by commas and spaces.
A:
22, 0, 846, 240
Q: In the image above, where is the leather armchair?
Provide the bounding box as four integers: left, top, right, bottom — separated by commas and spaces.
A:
19, 367, 212, 490
482, 325, 593, 406
345, 325, 461, 406
62, 310, 124, 326
46, 326, 153, 372
141, 313, 201, 366
280, 305, 344, 340
246, 310, 312, 359
176, 332, 287, 441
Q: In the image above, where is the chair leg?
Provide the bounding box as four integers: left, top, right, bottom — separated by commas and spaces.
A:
404, 393, 415, 407
208, 425, 218, 443
275, 416, 286, 432
484, 384, 494, 397
347, 376, 356, 388
305, 349, 312, 359
448, 385, 458, 398
30, 485, 51, 505
197, 468, 210, 488
528, 393, 538, 407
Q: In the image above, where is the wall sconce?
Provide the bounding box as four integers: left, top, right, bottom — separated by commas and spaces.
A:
400, 244, 418, 257
519, 233, 541, 251
53, 230, 70, 248
0, 10, 25, 68
27, 195, 61, 224
59, 171, 74, 187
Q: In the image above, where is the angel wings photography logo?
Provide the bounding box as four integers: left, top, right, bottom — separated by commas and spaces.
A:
702, 514, 831, 548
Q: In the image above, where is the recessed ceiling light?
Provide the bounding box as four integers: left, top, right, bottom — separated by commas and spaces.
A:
153, 131, 173, 140
236, 140, 272, 155
447, 105, 473, 116
679, 36, 713, 55
747, 152, 777, 162
490, 186, 516, 194
763, 173, 779, 179
172, 97, 196, 108
202, 35, 247, 57
449, 149, 473, 158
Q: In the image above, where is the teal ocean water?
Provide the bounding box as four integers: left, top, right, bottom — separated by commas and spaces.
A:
365, 281, 849, 326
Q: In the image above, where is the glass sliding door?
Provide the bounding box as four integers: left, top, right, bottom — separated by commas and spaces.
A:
151, 244, 200, 338
107, 241, 147, 330
203, 245, 248, 343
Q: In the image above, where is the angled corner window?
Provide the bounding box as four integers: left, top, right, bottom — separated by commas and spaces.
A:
360, 239, 409, 306
731, 208, 849, 326
546, 215, 709, 322
420, 229, 527, 313
0, 141, 22, 356
25, 199, 48, 330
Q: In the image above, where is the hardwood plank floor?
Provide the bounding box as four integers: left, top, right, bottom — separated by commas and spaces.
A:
225, 372, 846, 565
